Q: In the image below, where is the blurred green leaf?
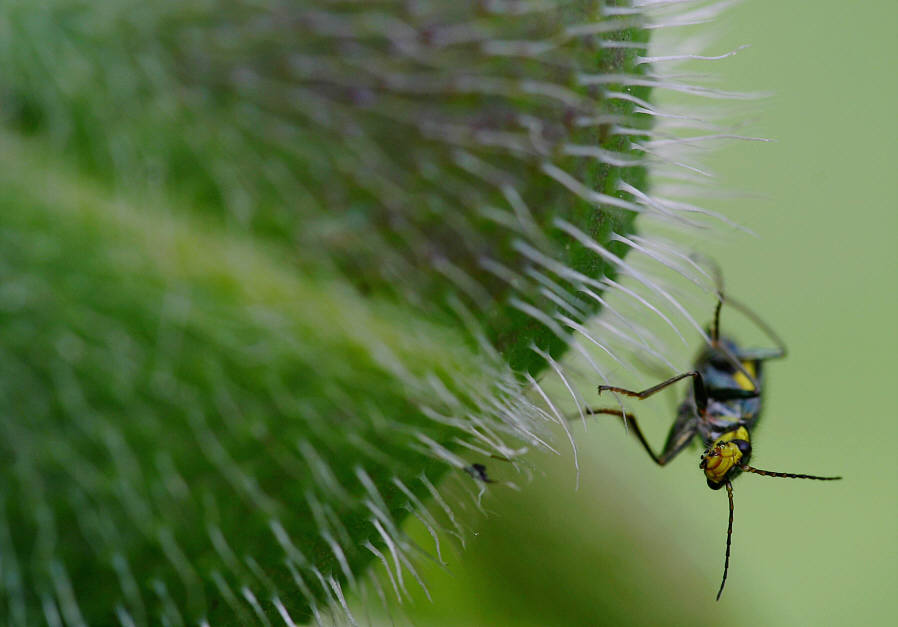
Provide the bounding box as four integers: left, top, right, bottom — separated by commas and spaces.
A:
0, 1, 657, 623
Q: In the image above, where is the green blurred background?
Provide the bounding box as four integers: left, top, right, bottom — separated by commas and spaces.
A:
356, 1, 898, 625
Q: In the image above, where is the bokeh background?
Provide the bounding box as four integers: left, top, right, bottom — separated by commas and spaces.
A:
355, 1, 898, 625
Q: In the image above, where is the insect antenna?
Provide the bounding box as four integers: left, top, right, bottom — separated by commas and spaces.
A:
740, 466, 842, 481
717, 480, 735, 601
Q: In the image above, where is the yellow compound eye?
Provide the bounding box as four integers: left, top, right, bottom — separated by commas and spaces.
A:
700, 441, 744, 485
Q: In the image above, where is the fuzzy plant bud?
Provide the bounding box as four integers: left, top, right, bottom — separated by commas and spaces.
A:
0, 0, 738, 624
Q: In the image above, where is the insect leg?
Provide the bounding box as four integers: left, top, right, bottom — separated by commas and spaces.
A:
583, 409, 690, 466
599, 371, 708, 410
689, 252, 787, 359
727, 346, 786, 362
711, 296, 723, 344
723, 293, 788, 360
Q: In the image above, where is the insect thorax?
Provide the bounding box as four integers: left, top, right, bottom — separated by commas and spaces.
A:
700, 399, 758, 446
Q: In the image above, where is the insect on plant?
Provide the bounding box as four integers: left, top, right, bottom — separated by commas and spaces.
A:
586, 274, 841, 600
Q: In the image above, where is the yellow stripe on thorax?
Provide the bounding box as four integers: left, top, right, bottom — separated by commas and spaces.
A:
715, 426, 750, 445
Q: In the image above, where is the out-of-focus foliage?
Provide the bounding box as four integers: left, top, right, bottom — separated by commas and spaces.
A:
357, 0, 898, 624
0, 1, 659, 624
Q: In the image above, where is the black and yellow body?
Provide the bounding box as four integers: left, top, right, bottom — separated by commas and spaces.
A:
676, 337, 781, 490
586, 290, 841, 600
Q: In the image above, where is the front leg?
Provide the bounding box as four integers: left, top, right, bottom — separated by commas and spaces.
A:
584, 409, 690, 466
599, 370, 708, 411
